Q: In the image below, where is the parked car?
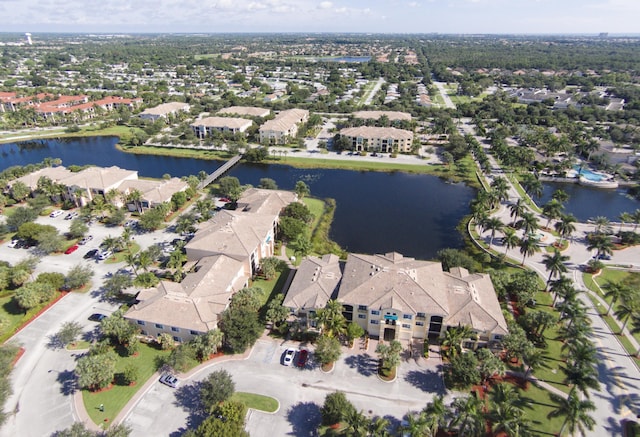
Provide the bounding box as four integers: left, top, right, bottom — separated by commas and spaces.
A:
7, 239, 19, 248
64, 212, 79, 220
283, 348, 296, 366
64, 244, 79, 255
219, 197, 231, 203
88, 313, 107, 322
124, 220, 137, 228
78, 235, 93, 245
83, 249, 99, 259
296, 349, 309, 368
49, 210, 64, 218
159, 374, 179, 388
97, 250, 112, 260
594, 253, 612, 260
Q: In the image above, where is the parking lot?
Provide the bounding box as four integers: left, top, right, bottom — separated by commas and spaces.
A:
122, 337, 449, 437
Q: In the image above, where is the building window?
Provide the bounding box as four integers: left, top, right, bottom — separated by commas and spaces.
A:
416, 321, 424, 326
493, 335, 503, 341
416, 312, 426, 319
403, 314, 412, 320
140, 330, 147, 335
402, 324, 411, 329
155, 323, 164, 329
371, 320, 379, 325
173, 336, 182, 342
358, 314, 366, 319
136, 320, 145, 326
171, 327, 180, 332
358, 305, 367, 311
190, 330, 199, 336
371, 310, 380, 316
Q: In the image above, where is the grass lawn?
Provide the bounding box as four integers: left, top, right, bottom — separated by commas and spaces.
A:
82, 342, 170, 426
303, 197, 324, 232
105, 242, 141, 264
521, 382, 565, 436
252, 269, 290, 307
0, 291, 66, 343
232, 392, 279, 413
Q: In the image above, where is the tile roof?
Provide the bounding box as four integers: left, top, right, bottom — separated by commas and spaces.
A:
340, 126, 413, 140
284, 254, 342, 310
353, 110, 412, 121
217, 106, 270, 117
259, 108, 309, 133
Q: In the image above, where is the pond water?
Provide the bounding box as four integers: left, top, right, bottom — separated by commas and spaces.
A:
0, 137, 475, 260
540, 181, 639, 221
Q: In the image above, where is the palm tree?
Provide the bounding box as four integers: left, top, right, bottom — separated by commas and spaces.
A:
542, 249, 569, 289
551, 189, 570, 204
314, 299, 347, 338
602, 281, 631, 316
557, 298, 587, 327
369, 416, 391, 437
554, 213, 577, 245
614, 293, 640, 334
136, 250, 153, 273
516, 212, 539, 236
509, 199, 526, 226
619, 212, 633, 233
592, 216, 612, 234
450, 395, 486, 437
481, 217, 504, 247
548, 389, 596, 437
561, 360, 600, 398
542, 199, 564, 229
422, 395, 449, 436
489, 403, 533, 437
127, 189, 144, 214
343, 408, 370, 436
519, 237, 541, 265
124, 252, 139, 277
502, 228, 520, 255
490, 176, 510, 202
440, 325, 471, 359
586, 233, 614, 259
523, 347, 546, 379
402, 412, 432, 437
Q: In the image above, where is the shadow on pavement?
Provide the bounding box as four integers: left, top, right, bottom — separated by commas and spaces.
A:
173, 381, 207, 431
343, 353, 378, 377
286, 401, 321, 437
56, 369, 77, 396
403, 369, 446, 395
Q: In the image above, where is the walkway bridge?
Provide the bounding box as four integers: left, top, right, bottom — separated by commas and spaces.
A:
197, 154, 242, 190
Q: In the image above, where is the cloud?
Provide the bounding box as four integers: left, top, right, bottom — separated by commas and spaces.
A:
318, 1, 332, 9
407, 1, 419, 6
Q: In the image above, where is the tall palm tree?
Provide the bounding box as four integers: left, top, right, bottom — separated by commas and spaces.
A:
523, 347, 546, 379
516, 212, 539, 236
450, 395, 486, 437
315, 299, 347, 338
551, 189, 570, 204
542, 199, 564, 229
509, 198, 526, 226
542, 249, 569, 289
561, 360, 600, 398
519, 237, 541, 265
555, 213, 577, 245
481, 217, 504, 247
592, 216, 612, 234
402, 412, 432, 437
490, 176, 510, 202
558, 298, 587, 327
343, 408, 370, 437
586, 233, 614, 259
422, 395, 449, 436
369, 416, 391, 437
489, 403, 533, 437
614, 293, 640, 334
502, 228, 520, 255
602, 280, 631, 316
619, 212, 633, 233
548, 388, 596, 437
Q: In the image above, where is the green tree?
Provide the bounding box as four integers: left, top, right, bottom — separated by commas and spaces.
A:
519, 237, 541, 265
555, 213, 577, 245
501, 227, 520, 254
217, 176, 244, 202
314, 299, 346, 337
602, 280, 631, 316
481, 216, 504, 247
314, 334, 342, 366
100, 311, 138, 345
450, 394, 486, 437
294, 180, 310, 198
321, 391, 355, 426
542, 249, 569, 288
259, 256, 282, 280
14, 282, 55, 312
200, 369, 235, 413
278, 216, 306, 242
75, 349, 118, 391
6, 207, 38, 231
258, 178, 278, 190
547, 389, 596, 437
56, 321, 83, 347
191, 329, 224, 361
448, 352, 481, 388
282, 202, 313, 223
103, 273, 133, 299
376, 340, 402, 374
476, 347, 506, 384
10, 181, 31, 202
65, 264, 94, 290
133, 272, 159, 288
69, 218, 89, 239
265, 294, 289, 331
346, 322, 365, 346
219, 297, 262, 353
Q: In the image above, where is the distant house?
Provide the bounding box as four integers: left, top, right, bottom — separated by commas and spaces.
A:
61, 166, 138, 206
217, 106, 270, 118
259, 108, 309, 144
339, 126, 414, 153
353, 110, 412, 122
139, 102, 190, 121
190, 116, 253, 139
284, 252, 508, 346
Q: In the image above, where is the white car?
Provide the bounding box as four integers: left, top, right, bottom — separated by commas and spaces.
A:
159, 374, 179, 388
78, 235, 93, 245
49, 210, 64, 218
97, 250, 112, 260
283, 348, 296, 366
7, 239, 19, 248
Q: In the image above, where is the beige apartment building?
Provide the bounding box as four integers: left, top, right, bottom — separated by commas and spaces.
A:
259, 108, 309, 144
353, 110, 412, 122
190, 116, 253, 138
339, 126, 414, 153
139, 102, 190, 121
284, 252, 508, 346
217, 106, 271, 118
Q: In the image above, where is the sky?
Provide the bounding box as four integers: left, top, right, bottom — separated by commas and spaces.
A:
1, 0, 639, 35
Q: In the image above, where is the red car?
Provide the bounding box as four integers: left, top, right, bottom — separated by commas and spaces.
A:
296, 349, 309, 368
64, 244, 79, 254
219, 197, 231, 203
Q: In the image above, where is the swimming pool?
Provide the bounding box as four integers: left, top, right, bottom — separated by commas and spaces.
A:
574, 165, 608, 182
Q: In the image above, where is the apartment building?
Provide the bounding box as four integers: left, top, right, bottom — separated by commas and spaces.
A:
139, 102, 190, 121
339, 126, 414, 153
190, 116, 253, 139
259, 108, 309, 144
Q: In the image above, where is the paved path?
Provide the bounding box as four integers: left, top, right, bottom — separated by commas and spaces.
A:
468, 120, 640, 436
433, 81, 456, 109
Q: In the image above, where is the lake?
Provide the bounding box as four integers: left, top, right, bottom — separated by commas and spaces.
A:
0, 136, 474, 260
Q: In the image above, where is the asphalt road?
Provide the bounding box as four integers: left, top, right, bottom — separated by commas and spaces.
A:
0, 211, 182, 437
122, 339, 449, 437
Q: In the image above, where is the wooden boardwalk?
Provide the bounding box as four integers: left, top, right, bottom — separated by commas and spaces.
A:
197, 154, 242, 189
